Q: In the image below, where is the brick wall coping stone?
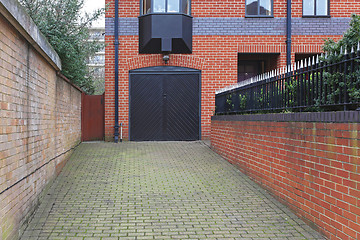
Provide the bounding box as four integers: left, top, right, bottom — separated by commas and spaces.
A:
212, 111, 360, 123
0, 0, 61, 70
57, 72, 83, 93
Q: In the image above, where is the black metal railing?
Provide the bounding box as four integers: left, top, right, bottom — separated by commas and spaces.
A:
215, 44, 360, 115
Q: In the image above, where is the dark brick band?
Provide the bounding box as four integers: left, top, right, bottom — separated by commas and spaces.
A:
105, 17, 138, 36
292, 17, 350, 35
193, 17, 286, 35
105, 17, 350, 36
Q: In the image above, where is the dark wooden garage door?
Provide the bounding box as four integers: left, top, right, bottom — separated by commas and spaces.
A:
129, 67, 200, 141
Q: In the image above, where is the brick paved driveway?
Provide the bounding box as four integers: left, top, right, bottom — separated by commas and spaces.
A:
21, 142, 325, 239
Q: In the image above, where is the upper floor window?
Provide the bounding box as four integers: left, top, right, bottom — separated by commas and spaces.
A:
303, 0, 329, 16
245, 0, 273, 17
141, 0, 190, 15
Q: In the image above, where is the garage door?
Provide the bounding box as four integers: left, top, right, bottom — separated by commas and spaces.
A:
129, 66, 200, 141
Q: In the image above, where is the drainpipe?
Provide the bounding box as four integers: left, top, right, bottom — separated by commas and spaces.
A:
286, 0, 292, 66
114, 0, 120, 142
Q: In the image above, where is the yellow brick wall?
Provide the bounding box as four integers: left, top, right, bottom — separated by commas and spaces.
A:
0, 13, 81, 240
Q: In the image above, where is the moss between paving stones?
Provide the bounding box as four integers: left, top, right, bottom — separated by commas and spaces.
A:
21, 142, 325, 240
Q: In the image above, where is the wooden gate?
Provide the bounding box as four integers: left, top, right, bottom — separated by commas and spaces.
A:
81, 93, 105, 141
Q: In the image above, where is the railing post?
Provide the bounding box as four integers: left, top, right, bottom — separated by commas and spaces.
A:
318, 55, 323, 107
343, 48, 348, 110
310, 57, 315, 107
356, 43, 360, 110
314, 56, 319, 108
299, 61, 303, 111
324, 55, 329, 108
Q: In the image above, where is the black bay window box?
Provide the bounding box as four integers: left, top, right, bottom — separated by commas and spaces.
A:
139, 0, 192, 54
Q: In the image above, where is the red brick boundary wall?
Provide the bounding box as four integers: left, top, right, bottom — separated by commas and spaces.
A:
211, 112, 360, 240
0, 1, 82, 239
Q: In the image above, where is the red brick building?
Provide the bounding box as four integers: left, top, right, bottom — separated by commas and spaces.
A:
105, 0, 359, 141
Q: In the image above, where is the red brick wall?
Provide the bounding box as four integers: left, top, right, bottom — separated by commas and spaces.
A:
192, 0, 289, 18
105, 0, 360, 18
105, 0, 139, 17
211, 117, 360, 240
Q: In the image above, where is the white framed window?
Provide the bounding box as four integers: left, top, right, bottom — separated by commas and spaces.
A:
303, 0, 329, 16
245, 0, 273, 17
141, 0, 190, 15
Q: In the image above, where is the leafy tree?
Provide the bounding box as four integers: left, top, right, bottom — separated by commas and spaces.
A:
19, 0, 104, 94
323, 14, 360, 56
321, 14, 360, 107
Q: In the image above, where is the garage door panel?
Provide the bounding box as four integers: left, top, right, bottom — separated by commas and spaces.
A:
130, 75, 163, 141
166, 74, 199, 140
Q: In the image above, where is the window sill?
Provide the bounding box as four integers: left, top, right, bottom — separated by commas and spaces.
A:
140, 12, 192, 17
302, 15, 331, 18
245, 15, 274, 18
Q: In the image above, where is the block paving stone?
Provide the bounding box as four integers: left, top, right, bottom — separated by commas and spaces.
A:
21, 141, 325, 239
